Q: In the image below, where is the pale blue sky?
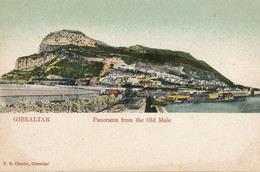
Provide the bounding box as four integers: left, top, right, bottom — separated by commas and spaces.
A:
0, 0, 260, 87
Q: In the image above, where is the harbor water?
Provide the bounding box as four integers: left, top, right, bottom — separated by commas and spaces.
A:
164, 96, 260, 113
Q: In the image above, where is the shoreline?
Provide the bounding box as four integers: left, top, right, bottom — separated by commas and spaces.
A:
163, 96, 260, 113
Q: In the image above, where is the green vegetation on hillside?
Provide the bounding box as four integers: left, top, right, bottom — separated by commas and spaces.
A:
47, 59, 103, 78
17, 52, 47, 62
2, 56, 103, 83
48, 44, 234, 86
2, 43, 234, 86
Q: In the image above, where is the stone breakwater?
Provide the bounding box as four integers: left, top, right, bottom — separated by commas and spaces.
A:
0, 94, 117, 113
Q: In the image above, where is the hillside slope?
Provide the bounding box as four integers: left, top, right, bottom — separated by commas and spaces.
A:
1, 30, 234, 86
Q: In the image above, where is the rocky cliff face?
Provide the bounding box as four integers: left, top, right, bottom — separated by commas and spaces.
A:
39, 30, 97, 53
2, 29, 234, 86
15, 53, 55, 70
16, 29, 101, 70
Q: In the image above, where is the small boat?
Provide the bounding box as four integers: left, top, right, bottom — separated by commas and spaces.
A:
174, 100, 183, 103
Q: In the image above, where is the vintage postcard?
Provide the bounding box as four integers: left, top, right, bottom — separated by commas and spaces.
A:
0, 0, 260, 171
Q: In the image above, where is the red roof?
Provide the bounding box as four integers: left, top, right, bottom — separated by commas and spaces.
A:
109, 90, 119, 94
224, 94, 233, 97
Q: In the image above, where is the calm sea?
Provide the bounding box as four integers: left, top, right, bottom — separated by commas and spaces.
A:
164, 96, 260, 113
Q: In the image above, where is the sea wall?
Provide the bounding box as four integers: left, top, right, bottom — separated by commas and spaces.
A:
0, 93, 98, 106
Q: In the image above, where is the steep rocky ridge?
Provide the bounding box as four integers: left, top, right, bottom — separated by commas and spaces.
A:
16, 53, 56, 70
39, 30, 106, 53
1, 29, 234, 86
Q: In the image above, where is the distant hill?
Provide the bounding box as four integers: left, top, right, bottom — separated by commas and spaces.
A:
1, 29, 234, 86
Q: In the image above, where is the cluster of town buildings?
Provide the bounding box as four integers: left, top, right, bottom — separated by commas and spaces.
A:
29, 61, 256, 103
74, 63, 227, 89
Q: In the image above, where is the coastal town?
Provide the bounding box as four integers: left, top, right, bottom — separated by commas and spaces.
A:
0, 60, 259, 113
0, 29, 259, 113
